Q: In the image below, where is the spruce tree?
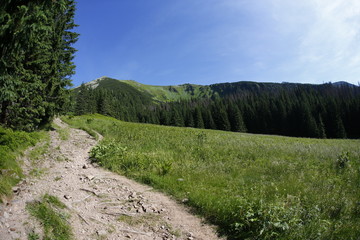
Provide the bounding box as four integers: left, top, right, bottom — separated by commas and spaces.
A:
0, 0, 78, 130
194, 107, 205, 129
228, 103, 247, 132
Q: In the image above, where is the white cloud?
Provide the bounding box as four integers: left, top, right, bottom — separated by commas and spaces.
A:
299, 0, 360, 62
266, 0, 360, 83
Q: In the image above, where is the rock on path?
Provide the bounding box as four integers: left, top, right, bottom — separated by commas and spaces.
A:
0, 118, 221, 240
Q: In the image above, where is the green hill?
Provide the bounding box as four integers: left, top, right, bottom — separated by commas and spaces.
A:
121, 79, 213, 102
79, 76, 213, 102
63, 114, 360, 239
72, 77, 360, 139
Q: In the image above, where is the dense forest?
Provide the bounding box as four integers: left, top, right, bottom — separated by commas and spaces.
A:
0, 0, 78, 131
73, 79, 360, 139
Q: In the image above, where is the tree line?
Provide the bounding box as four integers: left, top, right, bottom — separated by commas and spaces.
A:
0, 0, 78, 131
72, 82, 360, 139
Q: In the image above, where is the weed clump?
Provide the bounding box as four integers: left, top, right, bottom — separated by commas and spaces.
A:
27, 194, 73, 240
336, 151, 350, 170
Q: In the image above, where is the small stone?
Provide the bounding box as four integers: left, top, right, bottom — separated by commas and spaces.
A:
188, 237, 194, 240
64, 195, 71, 200
12, 187, 20, 194
9, 227, 16, 231
92, 162, 100, 168
87, 175, 95, 180
3, 212, 9, 219
177, 178, 184, 182
182, 198, 189, 203
82, 164, 88, 169
97, 229, 107, 236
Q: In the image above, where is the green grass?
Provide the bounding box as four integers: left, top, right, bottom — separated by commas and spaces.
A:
63, 114, 360, 239
28, 136, 50, 163
52, 123, 70, 141
0, 126, 46, 201
121, 79, 213, 102
27, 194, 73, 240
117, 213, 160, 227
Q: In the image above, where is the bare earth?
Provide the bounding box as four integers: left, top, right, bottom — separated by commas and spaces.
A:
0, 119, 221, 240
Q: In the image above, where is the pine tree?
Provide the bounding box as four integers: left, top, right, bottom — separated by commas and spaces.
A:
228, 103, 247, 132
194, 107, 204, 129
170, 108, 184, 127
75, 84, 89, 115
185, 111, 195, 128
212, 103, 231, 131
0, 0, 78, 130
316, 114, 326, 138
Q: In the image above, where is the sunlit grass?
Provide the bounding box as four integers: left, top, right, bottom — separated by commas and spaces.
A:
63, 114, 360, 239
27, 194, 73, 240
0, 126, 46, 201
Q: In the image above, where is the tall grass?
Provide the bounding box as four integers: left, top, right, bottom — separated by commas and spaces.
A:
0, 126, 46, 201
63, 114, 360, 239
27, 194, 73, 240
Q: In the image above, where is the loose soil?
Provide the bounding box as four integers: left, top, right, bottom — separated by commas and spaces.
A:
0, 119, 221, 240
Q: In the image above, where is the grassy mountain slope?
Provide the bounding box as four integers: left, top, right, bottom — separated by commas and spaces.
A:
78, 77, 154, 104
81, 77, 214, 102
121, 79, 213, 102
63, 114, 360, 239
81, 77, 358, 103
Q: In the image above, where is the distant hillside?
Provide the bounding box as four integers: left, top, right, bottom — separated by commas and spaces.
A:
121, 79, 213, 102
78, 76, 213, 103
71, 77, 360, 139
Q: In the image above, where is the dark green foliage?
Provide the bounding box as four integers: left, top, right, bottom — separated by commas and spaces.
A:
228, 103, 247, 132
0, 0, 78, 131
72, 78, 360, 139
194, 107, 204, 129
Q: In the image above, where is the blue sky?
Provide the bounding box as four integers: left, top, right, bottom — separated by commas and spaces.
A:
72, 0, 360, 87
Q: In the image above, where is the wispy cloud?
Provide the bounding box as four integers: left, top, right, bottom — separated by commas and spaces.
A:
269, 0, 360, 83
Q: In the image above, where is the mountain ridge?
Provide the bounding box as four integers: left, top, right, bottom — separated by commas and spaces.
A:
77, 76, 358, 103
72, 76, 360, 139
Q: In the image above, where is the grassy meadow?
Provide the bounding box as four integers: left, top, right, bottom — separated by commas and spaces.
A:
0, 126, 47, 201
63, 114, 360, 239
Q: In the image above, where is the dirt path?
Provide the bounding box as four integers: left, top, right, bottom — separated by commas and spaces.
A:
0, 119, 221, 240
